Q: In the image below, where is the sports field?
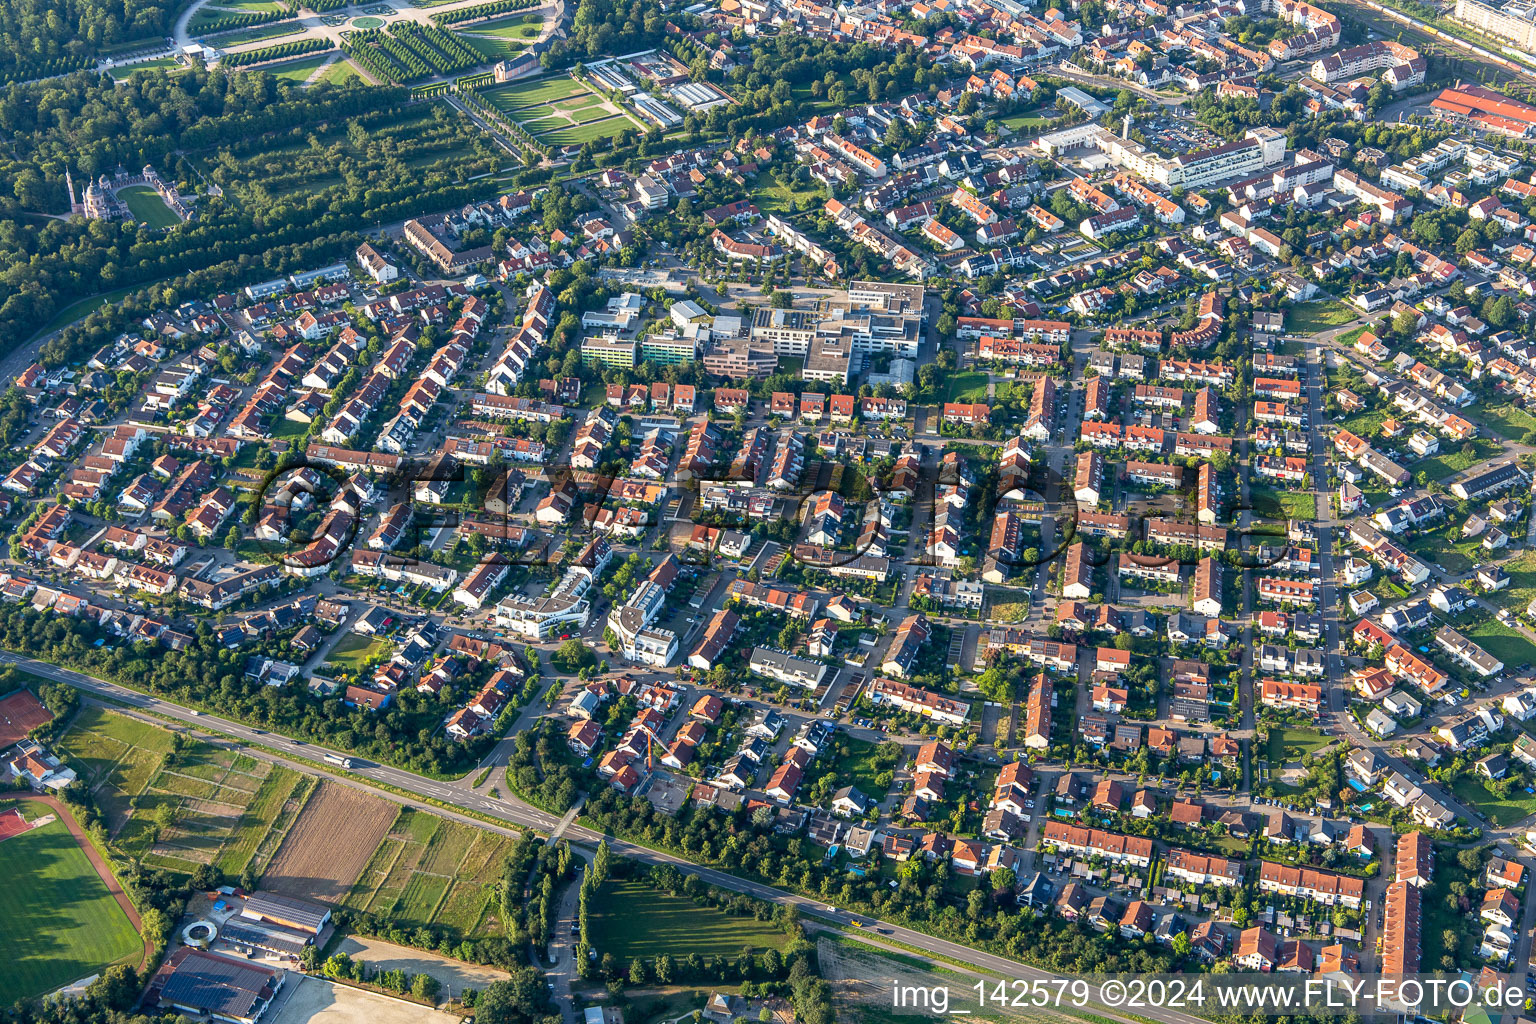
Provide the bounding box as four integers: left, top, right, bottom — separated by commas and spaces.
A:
119, 185, 181, 228
0, 814, 142, 1004
480, 73, 639, 147
0, 686, 52, 746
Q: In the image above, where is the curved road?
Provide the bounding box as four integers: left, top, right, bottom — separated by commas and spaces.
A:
6, 648, 1214, 1024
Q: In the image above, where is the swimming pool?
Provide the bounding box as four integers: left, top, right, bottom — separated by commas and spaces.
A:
1346, 777, 1368, 792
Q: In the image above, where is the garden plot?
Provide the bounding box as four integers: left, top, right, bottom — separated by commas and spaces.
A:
343, 808, 513, 937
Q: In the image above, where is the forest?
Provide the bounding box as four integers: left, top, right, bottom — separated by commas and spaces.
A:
0, 0, 175, 84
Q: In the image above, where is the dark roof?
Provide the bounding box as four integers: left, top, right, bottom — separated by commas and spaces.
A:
242, 890, 331, 933
159, 950, 279, 1021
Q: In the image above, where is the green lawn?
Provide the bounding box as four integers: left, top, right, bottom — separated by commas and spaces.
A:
1335, 324, 1370, 348
465, 12, 541, 36
34, 284, 143, 337
1479, 403, 1536, 442
1266, 726, 1331, 763
208, 20, 305, 45
269, 54, 334, 82
317, 58, 362, 84
1248, 485, 1307, 522
588, 878, 790, 961
1000, 109, 1053, 130
534, 116, 638, 147
1287, 300, 1357, 335
460, 33, 524, 60
1465, 618, 1536, 671
1338, 406, 1389, 439
1494, 550, 1536, 613
1416, 438, 1501, 482
0, 814, 142, 1003
119, 185, 181, 229
321, 633, 392, 674
1449, 776, 1536, 826
107, 55, 182, 79
942, 371, 989, 404
1406, 533, 1474, 575
483, 73, 588, 111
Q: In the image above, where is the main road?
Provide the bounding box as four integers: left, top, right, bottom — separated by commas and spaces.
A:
7, 648, 1216, 1024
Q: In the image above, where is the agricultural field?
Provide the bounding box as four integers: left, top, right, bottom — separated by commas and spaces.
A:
342, 807, 514, 936
480, 73, 640, 148
55, 706, 310, 878
119, 185, 181, 228
0, 813, 142, 1005
587, 878, 791, 962
262, 780, 398, 903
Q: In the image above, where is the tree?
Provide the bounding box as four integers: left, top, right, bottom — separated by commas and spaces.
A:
990, 866, 1017, 892
1171, 932, 1192, 957
412, 973, 441, 1001
629, 957, 648, 985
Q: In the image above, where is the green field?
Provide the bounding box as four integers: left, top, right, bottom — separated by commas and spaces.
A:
1000, 109, 1053, 130
56, 706, 174, 831
942, 371, 989, 404
534, 116, 635, 146
480, 74, 637, 145
209, 20, 305, 45
1493, 550, 1536, 614
1465, 618, 1536, 672
317, 58, 362, 84
213, 766, 303, 874
1287, 300, 1357, 335
56, 707, 302, 875
0, 814, 142, 1004
465, 12, 541, 36
588, 877, 791, 961
1416, 438, 1501, 482
270, 54, 334, 81
322, 632, 393, 674
1266, 726, 1331, 764
461, 33, 525, 60
119, 185, 181, 229
483, 74, 589, 111
1479, 403, 1536, 442
1449, 775, 1536, 826
33, 284, 144, 337
1248, 485, 1313, 522
108, 55, 182, 79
